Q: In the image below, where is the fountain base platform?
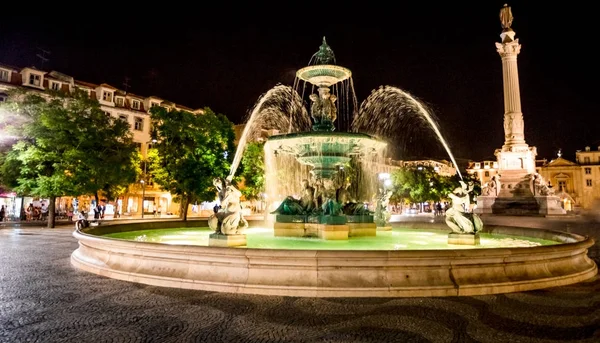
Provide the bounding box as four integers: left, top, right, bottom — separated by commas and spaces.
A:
274, 214, 376, 239
377, 226, 393, 231
448, 233, 480, 245
209, 233, 247, 247
72, 221, 597, 297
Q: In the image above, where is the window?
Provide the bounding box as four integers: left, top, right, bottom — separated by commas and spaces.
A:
136, 142, 142, 151
103, 111, 111, 117
585, 167, 591, 174
29, 74, 41, 86
132, 100, 140, 110
586, 179, 592, 187
119, 114, 128, 122
151, 102, 160, 108
115, 97, 124, 107
484, 171, 490, 177
134, 117, 143, 131
102, 91, 113, 102
584, 157, 590, 164
0, 70, 8, 82
0, 93, 7, 102
558, 181, 567, 192
50, 82, 60, 91
475, 163, 480, 169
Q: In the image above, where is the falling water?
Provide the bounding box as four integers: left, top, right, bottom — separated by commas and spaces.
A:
352, 86, 463, 180
227, 84, 311, 181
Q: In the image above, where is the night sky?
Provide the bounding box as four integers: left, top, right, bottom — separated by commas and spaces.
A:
0, 2, 597, 163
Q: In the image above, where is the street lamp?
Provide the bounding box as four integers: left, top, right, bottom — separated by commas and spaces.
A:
141, 139, 157, 219
140, 179, 146, 218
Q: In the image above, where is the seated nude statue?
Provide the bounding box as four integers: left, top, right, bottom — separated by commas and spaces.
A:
209, 182, 248, 235
445, 181, 483, 234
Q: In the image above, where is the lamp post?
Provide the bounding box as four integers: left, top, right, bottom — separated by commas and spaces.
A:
140, 139, 157, 219
140, 179, 146, 218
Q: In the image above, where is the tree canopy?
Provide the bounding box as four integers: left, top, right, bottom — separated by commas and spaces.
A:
0, 89, 138, 227
390, 165, 461, 211
149, 106, 235, 220
235, 141, 265, 201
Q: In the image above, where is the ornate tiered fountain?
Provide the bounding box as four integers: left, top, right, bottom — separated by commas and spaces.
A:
71, 29, 596, 298
266, 38, 387, 240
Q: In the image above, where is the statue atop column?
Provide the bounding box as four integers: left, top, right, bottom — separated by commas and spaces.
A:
500, 4, 514, 31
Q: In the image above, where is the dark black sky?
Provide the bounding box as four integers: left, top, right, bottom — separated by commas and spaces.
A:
0, 2, 597, 163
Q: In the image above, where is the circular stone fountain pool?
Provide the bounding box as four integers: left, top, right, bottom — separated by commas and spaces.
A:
71, 220, 596, 297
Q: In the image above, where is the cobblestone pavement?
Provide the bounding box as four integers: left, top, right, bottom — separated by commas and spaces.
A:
1, 226, 599, 343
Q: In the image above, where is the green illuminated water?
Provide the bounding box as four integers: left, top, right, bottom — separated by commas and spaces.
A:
103, 227, 559, 250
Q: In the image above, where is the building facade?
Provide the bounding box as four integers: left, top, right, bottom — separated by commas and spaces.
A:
378, 158, 457, 177
0, 62, 204, 218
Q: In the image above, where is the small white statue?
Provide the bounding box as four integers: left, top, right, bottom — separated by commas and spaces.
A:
209, 181, 248, 235
481, 175, 498, 197
445, 181, 483, 234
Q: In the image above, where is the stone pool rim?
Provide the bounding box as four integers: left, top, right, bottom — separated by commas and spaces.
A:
71, 220, 597, 297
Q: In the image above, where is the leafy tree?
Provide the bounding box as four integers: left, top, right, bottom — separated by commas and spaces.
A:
391, 166, 440, 212
235, 141, 265, 201
149, 106, 235, 220
0, 89, 138, 227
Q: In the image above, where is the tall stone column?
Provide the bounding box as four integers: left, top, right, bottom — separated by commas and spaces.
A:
492, 4, 537, 175
496, 32, 527, 149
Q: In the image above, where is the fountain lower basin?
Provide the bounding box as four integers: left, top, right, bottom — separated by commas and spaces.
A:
71, 221, 597, 297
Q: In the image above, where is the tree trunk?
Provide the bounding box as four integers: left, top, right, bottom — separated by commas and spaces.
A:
20, 196, 25, 220
95, 191, 100, 207
47, 195, 56, 228
181, 194, 189, 221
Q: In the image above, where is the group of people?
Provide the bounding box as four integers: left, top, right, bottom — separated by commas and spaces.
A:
22, 202, 49, 221
433, 202, 449, 216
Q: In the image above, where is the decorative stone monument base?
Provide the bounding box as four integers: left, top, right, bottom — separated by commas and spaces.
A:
376, 226, 392, 231
480, 196, 566, 216
475, 196, 495, 214
490, 197, 540, 215
536, 196, 566, 215
273, 214, 373, 240
274, 222, 352, 240
209, 233, 247, 247
274, 222, 306, 237
348, 222, 377, 237
319, 225, 349, 240
448, 233, 480, 245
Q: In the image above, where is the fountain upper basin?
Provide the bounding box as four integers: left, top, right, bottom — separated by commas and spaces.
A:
296, 64, 352, 87
266, 131, 386, 178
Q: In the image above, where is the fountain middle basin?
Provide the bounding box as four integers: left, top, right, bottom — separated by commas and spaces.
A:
266, 131, 386, 178
71, 221, 596, 297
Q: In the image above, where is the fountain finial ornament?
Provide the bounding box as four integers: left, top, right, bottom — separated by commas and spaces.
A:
500, 4, 514, 31
313, 36, 336, 65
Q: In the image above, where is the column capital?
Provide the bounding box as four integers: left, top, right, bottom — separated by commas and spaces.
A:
496, 39, 521, 58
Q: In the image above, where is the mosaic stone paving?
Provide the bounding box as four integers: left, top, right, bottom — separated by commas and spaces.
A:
1, 227, 598, 343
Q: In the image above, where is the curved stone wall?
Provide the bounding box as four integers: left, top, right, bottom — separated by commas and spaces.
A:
71, 223, 597, 297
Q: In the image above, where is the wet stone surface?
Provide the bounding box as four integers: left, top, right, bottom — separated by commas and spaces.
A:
1, 226, 599, 343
